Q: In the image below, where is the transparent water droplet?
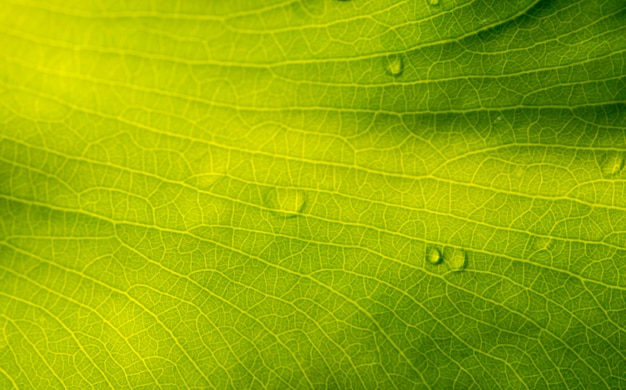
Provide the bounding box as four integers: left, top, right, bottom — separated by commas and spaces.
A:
268, 187, 306, 217
426, 247, 443, 265
428, 0, 440, 5
496, 116, 502, 121
448, 249, 467, 271
385, 55, 403, 76
602, 153, 624, 177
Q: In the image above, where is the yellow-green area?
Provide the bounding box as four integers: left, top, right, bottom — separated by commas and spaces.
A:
1, 0, 625, 388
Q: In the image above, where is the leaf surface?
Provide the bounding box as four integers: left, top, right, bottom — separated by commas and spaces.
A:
1, 0, 626, 388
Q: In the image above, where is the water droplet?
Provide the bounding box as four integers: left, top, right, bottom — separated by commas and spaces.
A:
385, 55, 403, 76
448, 249, 467, 271
496, 116, 502, 121
268, 187, 306, 217
428, 0, 440, 5
426, 247, 443, 265
602, 153, 624, 177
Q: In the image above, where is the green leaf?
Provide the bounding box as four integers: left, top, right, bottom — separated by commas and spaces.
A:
1, 0, 625, 388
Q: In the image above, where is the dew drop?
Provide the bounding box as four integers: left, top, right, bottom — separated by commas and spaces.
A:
428, 0, 440, 5
268, 187, 306, 217
385, 55, 403, 76
602, 153, 624, 177
426, 247, 443, 265
448, 249, 467, 271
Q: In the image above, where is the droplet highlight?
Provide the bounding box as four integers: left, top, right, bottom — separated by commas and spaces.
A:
602, 153, 624, 177
448, 249, 467, 271
427, 247, 443, 265
385, 55, 403, 76
428, 0, 440, 5
268, 187, 306, 217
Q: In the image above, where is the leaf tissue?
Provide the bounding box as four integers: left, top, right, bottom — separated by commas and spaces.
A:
1, 0, 625, 388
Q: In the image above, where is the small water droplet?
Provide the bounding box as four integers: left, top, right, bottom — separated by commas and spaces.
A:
426, 247, 443, 265
496, 116, 502, 121
602, 153, 624, 177
428, 0, 440, 5
385, 55, 403, 76
448, 249, 467, 271
268, 187, 306, 217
